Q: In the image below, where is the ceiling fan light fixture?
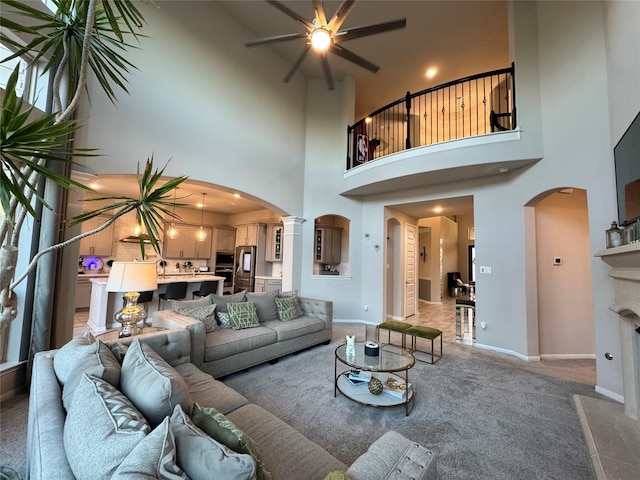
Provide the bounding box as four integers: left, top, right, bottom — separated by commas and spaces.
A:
310, 27, 331, 51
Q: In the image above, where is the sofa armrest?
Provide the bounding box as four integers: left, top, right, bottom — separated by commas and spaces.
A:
347, 431, 437, 480
152, 310, 205, 367
102, 328, 192, 367
298, 297, 333, 332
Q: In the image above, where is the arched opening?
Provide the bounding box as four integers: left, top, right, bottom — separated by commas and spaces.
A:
526, 188, 595, 359
313, 215, 350, 276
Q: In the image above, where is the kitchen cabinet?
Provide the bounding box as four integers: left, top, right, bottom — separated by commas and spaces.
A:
235, 223, 264, 246
75, 276, 93, 309
265, 223, 283, 262
315, 225, 342, 265
215, 227, 236, 252
163, 224, 212, 259
79, 215, 114, 256
254, 277, 282, 293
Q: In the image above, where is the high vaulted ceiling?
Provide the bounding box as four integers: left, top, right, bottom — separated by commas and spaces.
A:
90, 1, 510, 219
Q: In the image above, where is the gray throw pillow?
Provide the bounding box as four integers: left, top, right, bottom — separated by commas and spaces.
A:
120, 339, 193, 426
112, 416, 187, 479
210, 290, 247, 318
171, 294, 212, 311
170, 405, 256, 480
192, 403, 271, 480
53, 330, 96, 385
64, 373, 150, 480
176, 303, 219, 333
62, 341, 121, 411
227, 302, 260, 330
246, 290, 279, 321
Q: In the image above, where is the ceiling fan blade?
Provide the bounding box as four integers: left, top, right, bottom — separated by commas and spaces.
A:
330, 44, 379, 73
283, 44, 311, 83
312, 0, 327, 26
334, 18, 407, 43
245, 32, 307, 47
328, 0, 357, 32
320, 53, 335, 90
266, 0, 314, 30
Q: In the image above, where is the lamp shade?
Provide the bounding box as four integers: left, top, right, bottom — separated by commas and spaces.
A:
106, 261, 158, 293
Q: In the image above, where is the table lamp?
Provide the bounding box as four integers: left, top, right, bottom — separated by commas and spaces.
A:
106, 261, 158, 338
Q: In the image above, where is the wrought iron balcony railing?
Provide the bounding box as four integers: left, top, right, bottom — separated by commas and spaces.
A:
347, 63, 516, 171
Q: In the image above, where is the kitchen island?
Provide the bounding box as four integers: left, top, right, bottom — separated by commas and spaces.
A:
88, 274, 225, 332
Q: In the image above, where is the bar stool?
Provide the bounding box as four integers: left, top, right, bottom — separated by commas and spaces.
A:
158, 282, 188, 310
192, 280, 218, 299
376, 320, 412, 349
404, 325, 443, 364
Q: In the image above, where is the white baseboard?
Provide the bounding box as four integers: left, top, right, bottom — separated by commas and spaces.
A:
333, 318, 380, 327
595, 385, 624, 404
540, 353, 596, 360
473, 342, 540, 361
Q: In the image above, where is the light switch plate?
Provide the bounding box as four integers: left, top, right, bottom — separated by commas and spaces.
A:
480, 266, 492, 274
553, 257, 562, 265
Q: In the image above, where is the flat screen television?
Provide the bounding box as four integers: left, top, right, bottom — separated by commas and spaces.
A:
614, 110, 640, 226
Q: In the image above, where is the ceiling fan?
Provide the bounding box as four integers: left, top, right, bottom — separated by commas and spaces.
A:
245, 0, 407, 90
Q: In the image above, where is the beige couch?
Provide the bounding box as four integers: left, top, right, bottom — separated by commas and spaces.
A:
152, 292, 333, 378
27, 327, 438, 480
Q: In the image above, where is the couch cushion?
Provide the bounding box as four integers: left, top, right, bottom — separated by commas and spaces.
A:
112, 416, 186, 479
204, 326, 278, 362
173, 363, 248, 414
53, 330, 96, 385
171, 294, 213, 311
228, 302, 260, 330
191, 404, 271, 480
211, 290, 247, 318
246, 290, 279, 321
227, 404, 346, 480
171, 404, 256, 480
175, 303, 219, 333
121, 339, 193, 426
61, 341, 121, 411
64, 373, 150, 480
275, 297, 300, 322
261, 316, 326, 342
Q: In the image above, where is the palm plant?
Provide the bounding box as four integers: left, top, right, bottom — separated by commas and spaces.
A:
0, 0, 185, 359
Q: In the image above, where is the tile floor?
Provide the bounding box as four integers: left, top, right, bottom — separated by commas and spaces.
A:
74, 295, 639, 480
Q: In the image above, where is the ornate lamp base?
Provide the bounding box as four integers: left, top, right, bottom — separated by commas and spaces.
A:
114, 291, 145, 338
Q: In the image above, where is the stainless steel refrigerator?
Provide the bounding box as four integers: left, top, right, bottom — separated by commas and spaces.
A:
234, 246, 256, 293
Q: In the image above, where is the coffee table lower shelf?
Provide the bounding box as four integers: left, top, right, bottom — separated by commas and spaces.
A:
335, 372, 415, 415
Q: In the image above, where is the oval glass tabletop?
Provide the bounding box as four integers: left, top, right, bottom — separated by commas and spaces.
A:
335, 342, 415, 372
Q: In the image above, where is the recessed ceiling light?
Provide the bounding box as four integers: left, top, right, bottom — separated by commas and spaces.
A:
434, 206, 443, 213
426, 67, 437, 79
233, 193, 241, 198
365, 117, 372, 124
88, 182, 100, 189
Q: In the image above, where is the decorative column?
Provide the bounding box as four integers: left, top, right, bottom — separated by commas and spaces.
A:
281, 216, 305, 292
595, 243, 640, 419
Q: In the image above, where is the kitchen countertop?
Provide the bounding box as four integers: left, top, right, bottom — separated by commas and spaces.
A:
90, 274, 224, 285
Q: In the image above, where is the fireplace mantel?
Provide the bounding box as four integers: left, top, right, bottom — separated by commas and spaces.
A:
595, 242, 640, 419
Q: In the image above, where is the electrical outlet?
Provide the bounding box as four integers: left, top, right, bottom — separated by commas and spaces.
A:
553, 257, 562, 266
480, 266, 492, 274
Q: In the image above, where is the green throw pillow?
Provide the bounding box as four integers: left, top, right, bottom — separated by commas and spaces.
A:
275, 297, 300, 321
227, 302, 260, 330
277, 290, 303, 317
176, 303, 219, 333
191, 404, 271, 480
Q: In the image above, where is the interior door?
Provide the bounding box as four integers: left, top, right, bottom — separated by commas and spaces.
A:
405, 224, 417, 318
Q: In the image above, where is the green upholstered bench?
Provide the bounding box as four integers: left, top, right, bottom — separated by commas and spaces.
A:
405, 325, 443, 364
376, 320, 412, 349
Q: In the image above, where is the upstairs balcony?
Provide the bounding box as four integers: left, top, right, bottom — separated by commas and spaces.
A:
341, 63, 541, 197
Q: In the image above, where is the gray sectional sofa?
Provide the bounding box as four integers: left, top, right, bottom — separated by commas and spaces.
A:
27, 326, 438, 479
152, 290, 334, 378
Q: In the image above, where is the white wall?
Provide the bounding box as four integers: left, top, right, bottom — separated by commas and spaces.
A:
73, 1, 308, 217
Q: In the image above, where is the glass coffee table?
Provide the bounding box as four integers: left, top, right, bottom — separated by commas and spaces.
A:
334, 342, 416, 416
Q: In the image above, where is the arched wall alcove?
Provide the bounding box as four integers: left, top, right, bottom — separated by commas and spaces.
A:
313, 214, 351, 276
524, 187, 595, 359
